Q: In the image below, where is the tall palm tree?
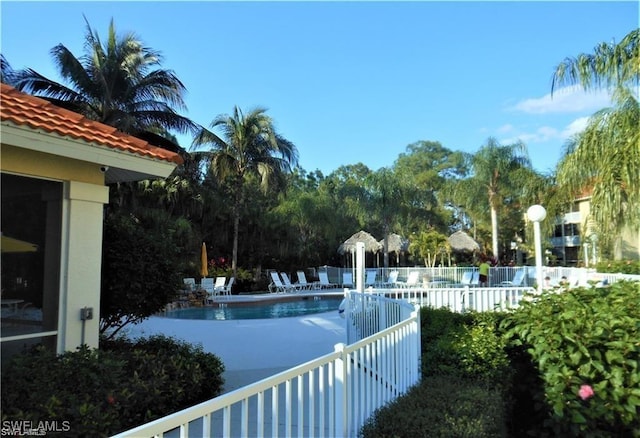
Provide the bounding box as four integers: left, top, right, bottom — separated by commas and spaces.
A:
454, 138, 531, 258
192, 106, 298, 274
552, 29, 639, 249
9, 17, 196, 140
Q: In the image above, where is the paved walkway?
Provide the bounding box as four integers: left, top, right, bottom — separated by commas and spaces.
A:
124, 290, 347, 393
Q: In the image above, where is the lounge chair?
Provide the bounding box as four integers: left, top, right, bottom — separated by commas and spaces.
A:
213, 276, 226, 290
281, 272, 305, 292
365, 270, 377, 287
342, 272, 354, 288
216, 276, 234, 298
318, 272, 338, 289
458, 271, 473, 286
400, 271, 420, 288
269, 271, 288, 293
377, 270, 399, 288
470, 271, 480, 287
297, 271, 318, 289
183, 277, 196, 291
202, 276, 226, 303
500, 269, 525, 287
201, 277, 216, 303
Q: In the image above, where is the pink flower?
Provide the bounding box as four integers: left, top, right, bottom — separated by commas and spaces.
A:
578, 384, 594, 400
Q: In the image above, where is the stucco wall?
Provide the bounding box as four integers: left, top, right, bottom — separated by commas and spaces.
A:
1, 144, 105, 185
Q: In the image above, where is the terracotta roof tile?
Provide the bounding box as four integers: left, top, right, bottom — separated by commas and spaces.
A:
0, 83, 183, 165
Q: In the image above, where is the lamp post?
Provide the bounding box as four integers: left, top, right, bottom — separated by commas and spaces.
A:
527, 205, 547, 292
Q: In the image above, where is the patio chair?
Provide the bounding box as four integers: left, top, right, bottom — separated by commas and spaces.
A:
183, 277, 196, 291
400, 271, 420, 288
365, 269, 377, 287
470, 271, 480, 287
297, 271, 319, 289
458, 271, 473, 286
269, 271, 288, 293
500, 269, 525, 287
342, 272, 354, 288
377, 270, 399, 288
281, 272, 304, 292
201, 277, 216, 303
318, 271, 338, 289
217, 277, 234, 298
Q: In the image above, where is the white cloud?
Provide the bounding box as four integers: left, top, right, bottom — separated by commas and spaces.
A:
497, 124, 515, 134
497, 116, 590, 146
501, 126, 558, 145
510, 85, 613, 114
561, 116, 590, 138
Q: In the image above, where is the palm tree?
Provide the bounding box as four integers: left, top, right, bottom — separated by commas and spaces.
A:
453, 138, 531, 258
552, 29, 639, 249
192, 106, 298, 274
9, 17, 196, 140
1, 54, 15, 84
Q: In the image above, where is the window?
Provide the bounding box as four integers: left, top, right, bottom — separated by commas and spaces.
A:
1, 173, 62, 364
563, 223, 580, 237
554, 225, 563, 238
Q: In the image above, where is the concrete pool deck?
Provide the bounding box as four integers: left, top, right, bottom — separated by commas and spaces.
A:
124, 289, 347, 393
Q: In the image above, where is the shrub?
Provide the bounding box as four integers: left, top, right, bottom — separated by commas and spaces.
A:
101, 335, 225, 425
1, 346, 128, 437
101, 211, 184, 338
1, 336, 225, 436
420, 307, 510, 383
596, 259, 640, 275
452, 312, 510, 382
502, 281, 640, 436
360, 375, 507, 438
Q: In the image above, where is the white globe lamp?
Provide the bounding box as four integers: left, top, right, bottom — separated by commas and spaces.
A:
527, 205, 547, 292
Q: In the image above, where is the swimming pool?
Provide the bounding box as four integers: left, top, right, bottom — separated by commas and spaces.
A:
163, 297, 343, 320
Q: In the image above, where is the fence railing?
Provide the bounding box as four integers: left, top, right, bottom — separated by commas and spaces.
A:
380, 286, 534, 313
319, 266, 639, 288
112, 292, 420, 438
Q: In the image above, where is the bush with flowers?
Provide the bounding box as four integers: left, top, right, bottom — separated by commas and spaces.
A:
207, 256, 253, 282
502, 281, 640, 436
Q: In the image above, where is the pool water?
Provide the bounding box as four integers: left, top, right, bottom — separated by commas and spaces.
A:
163, 297, 343, 321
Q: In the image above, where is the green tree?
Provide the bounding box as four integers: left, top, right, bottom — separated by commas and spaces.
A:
192, 106, 298, 275
409, 228, 449, 267
365, 168, 408, 268
9, 17, 196, 140
270, 170, 340, 268
552, 29, 640, 250
393, 140, 465, 236
450, 138, 531, 258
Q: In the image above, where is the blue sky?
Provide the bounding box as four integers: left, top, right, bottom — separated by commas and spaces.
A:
2, 1, 637, 176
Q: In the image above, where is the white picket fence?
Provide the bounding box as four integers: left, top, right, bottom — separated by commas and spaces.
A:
380, 286, 535, 313
112, 292, 420, 438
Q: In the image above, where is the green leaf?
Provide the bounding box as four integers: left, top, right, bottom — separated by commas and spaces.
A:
571, 410, 587, 424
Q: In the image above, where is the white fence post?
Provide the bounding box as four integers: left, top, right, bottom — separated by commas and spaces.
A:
334, 342, 348, 438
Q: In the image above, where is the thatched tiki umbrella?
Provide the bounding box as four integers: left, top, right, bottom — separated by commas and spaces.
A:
379, 233, 409, 266
447, 230, 480, 255
338, 230, 382, 268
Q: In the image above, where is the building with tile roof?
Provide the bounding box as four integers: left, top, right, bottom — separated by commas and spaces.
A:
1, 84, 182, 355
